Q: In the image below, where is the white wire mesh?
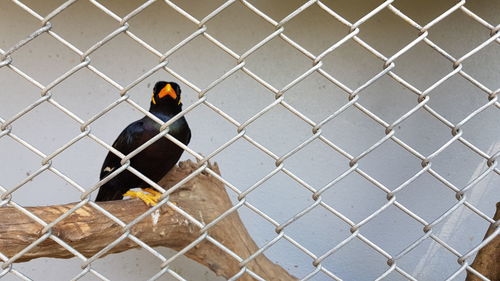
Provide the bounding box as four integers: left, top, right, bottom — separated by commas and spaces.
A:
0, 0, 498, 280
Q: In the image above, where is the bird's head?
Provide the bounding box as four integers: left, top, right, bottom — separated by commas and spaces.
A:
150, 81, 182, 111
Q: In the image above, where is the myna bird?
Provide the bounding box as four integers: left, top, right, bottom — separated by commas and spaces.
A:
95, 81, 191, 206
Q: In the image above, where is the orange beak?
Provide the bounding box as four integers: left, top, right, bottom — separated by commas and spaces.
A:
158, 83, 177, 99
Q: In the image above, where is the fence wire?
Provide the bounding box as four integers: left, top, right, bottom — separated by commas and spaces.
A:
0, 0, 498, 280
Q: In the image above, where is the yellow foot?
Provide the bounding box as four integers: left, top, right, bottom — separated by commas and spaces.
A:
123, 188, 162, 206
143, 188, 162, 198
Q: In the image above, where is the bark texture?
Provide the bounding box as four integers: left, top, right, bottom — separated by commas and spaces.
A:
0, 160, 296, 281
466, 202, 500, 281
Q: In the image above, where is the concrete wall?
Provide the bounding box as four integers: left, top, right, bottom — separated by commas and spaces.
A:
0, 0, 498, 280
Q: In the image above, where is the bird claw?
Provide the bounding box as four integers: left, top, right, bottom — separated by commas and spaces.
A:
123, 188, 162, 206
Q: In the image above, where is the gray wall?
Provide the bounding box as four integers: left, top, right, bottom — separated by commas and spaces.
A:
0, 0, 499, 280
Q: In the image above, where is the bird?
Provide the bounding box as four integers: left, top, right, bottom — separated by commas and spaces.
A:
95, 81, 191, 206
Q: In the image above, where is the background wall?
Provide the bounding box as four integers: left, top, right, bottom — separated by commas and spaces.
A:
0, 0, 498, 280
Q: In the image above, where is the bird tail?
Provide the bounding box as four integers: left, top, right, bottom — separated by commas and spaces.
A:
95, 184, 125, 202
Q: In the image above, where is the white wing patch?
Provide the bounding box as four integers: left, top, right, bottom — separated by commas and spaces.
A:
103, 167, 115, 173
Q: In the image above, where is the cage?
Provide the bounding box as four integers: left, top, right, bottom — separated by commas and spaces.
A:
0, 0, 498, 280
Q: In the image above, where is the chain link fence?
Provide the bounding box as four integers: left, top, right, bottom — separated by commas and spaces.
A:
0, 0, 498, 280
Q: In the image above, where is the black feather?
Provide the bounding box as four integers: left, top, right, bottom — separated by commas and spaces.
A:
95, 81, 191, 202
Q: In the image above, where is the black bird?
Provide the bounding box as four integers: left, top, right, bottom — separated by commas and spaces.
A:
95, 81, 191, 205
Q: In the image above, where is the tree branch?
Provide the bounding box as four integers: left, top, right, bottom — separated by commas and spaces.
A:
0, 161, 296, 281
465, 202, 500, 281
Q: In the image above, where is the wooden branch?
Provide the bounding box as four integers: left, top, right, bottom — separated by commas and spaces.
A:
0, 161, 296, 281
465, 202, 500, 281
